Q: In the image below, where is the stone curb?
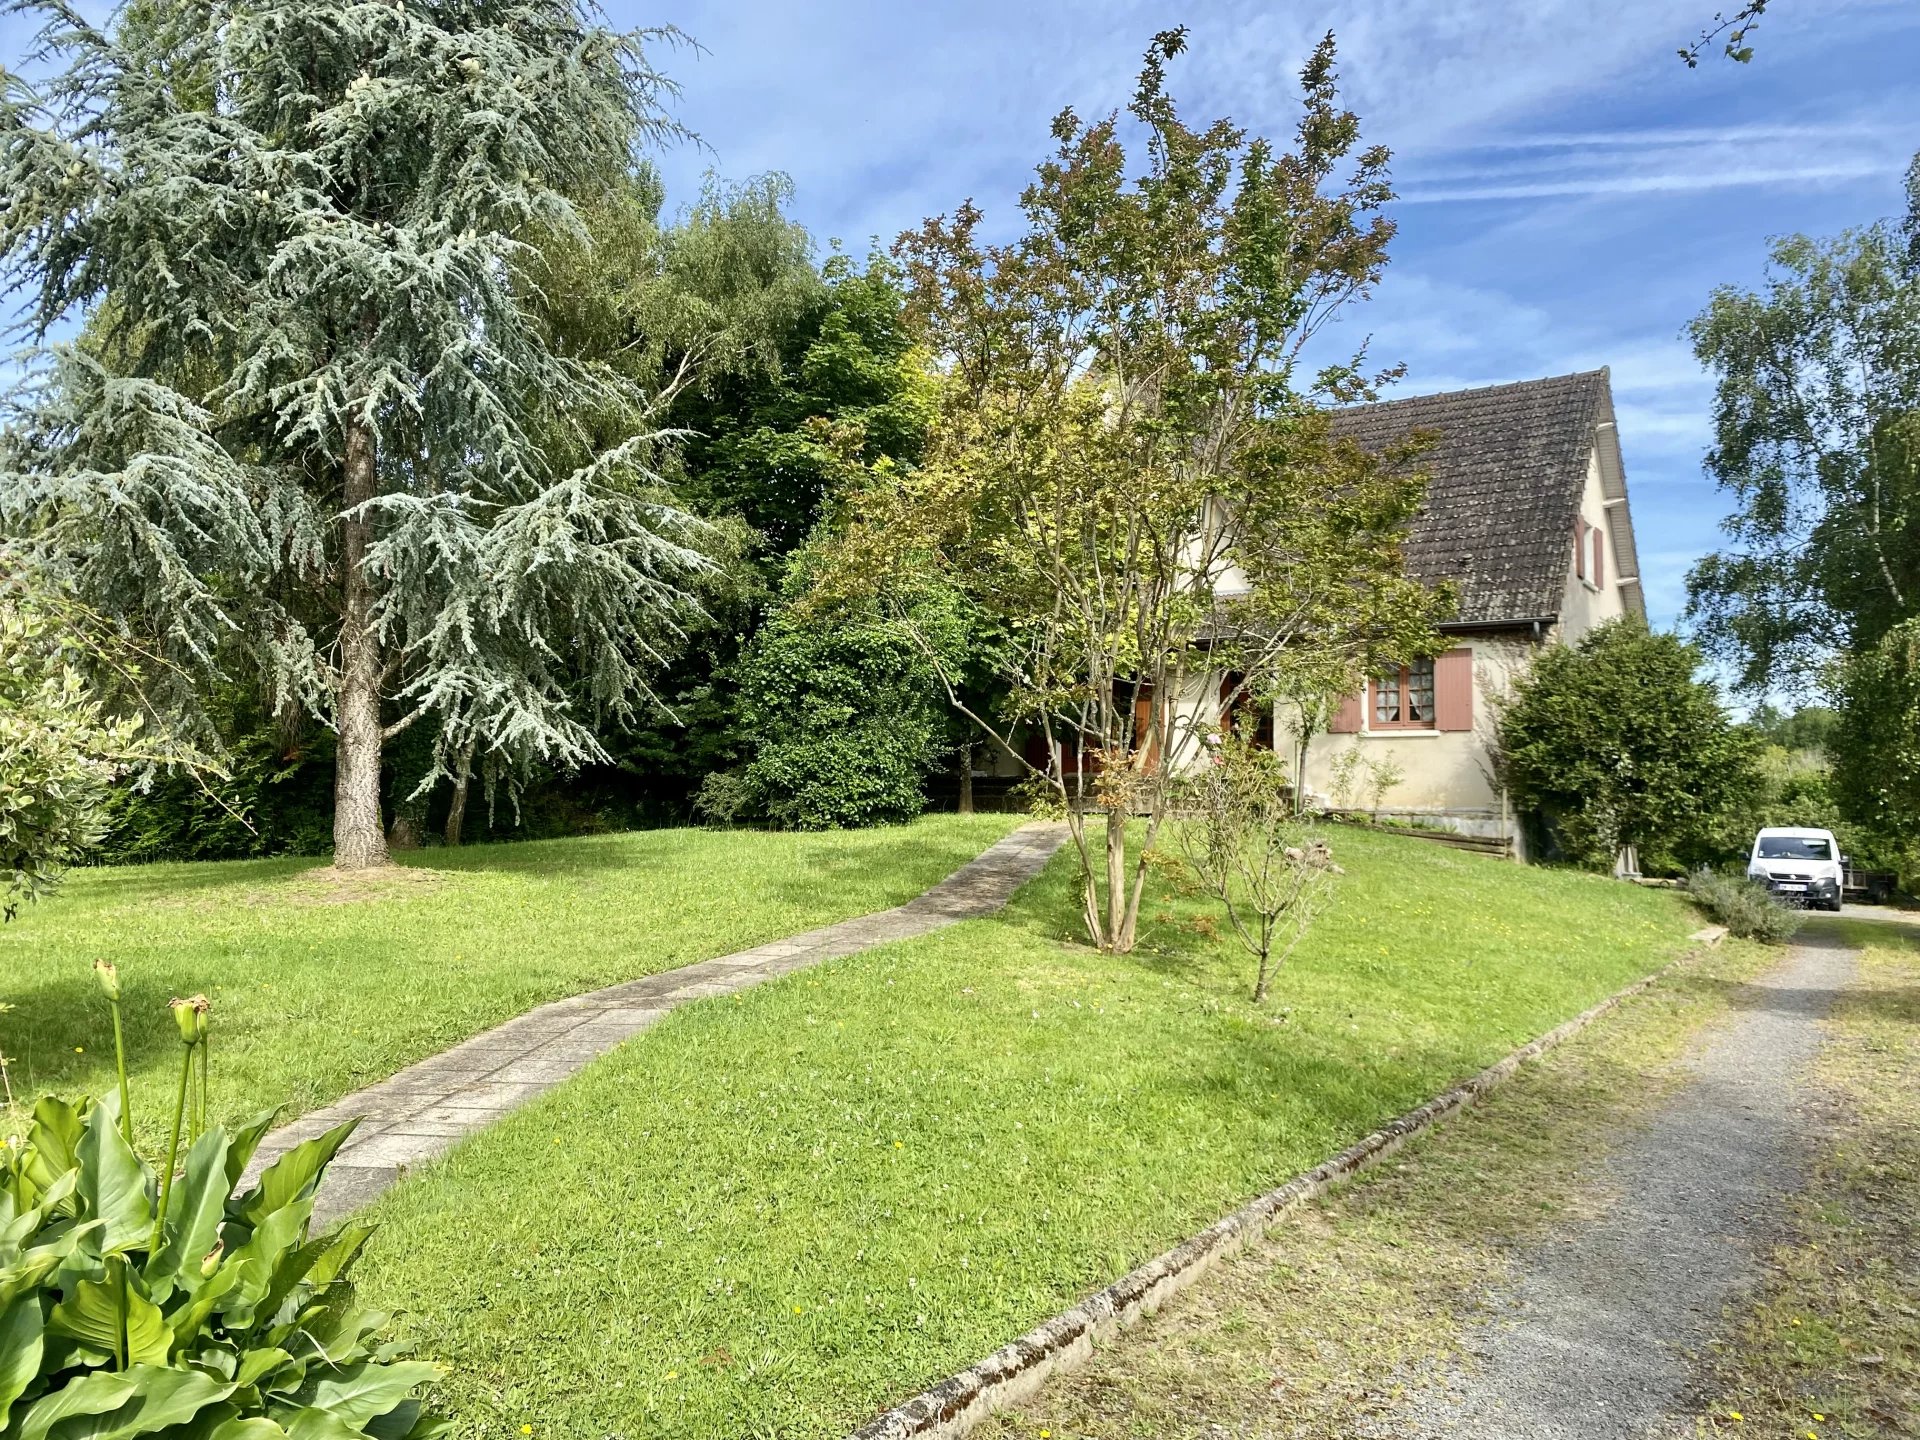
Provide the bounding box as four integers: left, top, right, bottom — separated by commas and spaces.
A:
848, 930, 1727, 1440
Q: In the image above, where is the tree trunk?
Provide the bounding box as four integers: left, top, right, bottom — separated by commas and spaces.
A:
444, 736, 475, 847
332, 416, 388, 870
1104, 805, 1129, 951
957, 742, 974, 815
389, 774, 432, 850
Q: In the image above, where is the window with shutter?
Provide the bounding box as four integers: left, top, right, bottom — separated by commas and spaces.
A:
1593, 523, 1606, 587
1371, 658, 1437, 730
1574, 517, 1587, 581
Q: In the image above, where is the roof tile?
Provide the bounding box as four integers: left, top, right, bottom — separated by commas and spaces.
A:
1330, 370, 1613, 626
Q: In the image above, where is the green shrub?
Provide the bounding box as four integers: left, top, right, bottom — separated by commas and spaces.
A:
1, 975, 443, 1439
1494, 621, 1763, 872
0, 1094, 443, 1439
1, 578, 150, 915
731, 607, 953, 830
1684, 866, 1806, 944
99, 723, 335, 865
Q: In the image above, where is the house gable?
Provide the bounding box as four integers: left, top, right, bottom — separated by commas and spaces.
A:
1328, 369, 1647, 629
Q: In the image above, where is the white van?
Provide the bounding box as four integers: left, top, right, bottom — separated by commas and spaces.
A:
1747, 827, 1845, 912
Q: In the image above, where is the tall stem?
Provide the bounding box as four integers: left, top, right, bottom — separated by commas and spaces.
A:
112, 1255, 126, 1371
110, 1002, 131, 1143
150, 1045, 193, 1257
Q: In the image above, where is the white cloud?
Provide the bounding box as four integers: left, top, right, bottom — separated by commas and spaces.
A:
1398, 161, 1889, 204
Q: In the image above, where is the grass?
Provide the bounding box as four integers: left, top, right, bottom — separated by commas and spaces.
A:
350, 826, 1704, 1440
0, 815, 1019, 1145
1685, 923, 1920, 1438
984, 926, 1793, 1440
990, 915, 1920, 1440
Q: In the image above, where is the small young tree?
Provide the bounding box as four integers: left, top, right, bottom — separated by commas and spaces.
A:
0, 1, 708, 869
819, 30, 1447, 952
1494, 621, 1763, 871
1173, 733, 1339, 1002
0, 567, 199, 916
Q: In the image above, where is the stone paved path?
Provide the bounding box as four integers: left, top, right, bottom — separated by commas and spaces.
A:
246, 821, 1067, 1225
1357, 923, 1861, 1439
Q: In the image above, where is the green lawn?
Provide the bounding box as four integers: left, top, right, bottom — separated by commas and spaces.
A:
0, 815, 1019, 1146
351, 826, 1701, 1440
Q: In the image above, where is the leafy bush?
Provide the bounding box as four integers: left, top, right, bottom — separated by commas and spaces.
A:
1494, 621, 1763, 872
691, 769, 759, 827
729, 602, 957, 830
0, 970, 442, 1439
1, 576, 155, 916
1685, 867, 1806, 944
0, 1093, 443, 1440
98, 722, 335, 865
1833, 618, 1920, 882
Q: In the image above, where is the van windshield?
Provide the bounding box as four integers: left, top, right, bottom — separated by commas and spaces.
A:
1757, 836, 1833, 861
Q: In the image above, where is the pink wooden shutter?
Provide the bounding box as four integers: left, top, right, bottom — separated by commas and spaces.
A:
1435, 648, 1474, 731
1593, 524, 1606, 587
1328, 689, 1364, 733
1574, 518, 1587, 580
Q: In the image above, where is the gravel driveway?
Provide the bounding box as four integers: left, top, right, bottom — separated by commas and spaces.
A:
1356, 924, 1861, 1439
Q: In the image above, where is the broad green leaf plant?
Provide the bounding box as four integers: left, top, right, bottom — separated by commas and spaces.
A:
0, 988, 443, 1440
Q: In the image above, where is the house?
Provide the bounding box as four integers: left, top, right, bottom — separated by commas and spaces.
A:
969, 369, 1646, 854
1292, 368, 1645, 853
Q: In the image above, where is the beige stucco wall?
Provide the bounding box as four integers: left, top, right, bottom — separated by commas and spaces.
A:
1556, 450, 1632, 643
1291, 636, 1535, 837
1283, 448, 1636, 839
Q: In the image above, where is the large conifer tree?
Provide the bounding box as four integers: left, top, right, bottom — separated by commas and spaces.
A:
0, 1, 707, 868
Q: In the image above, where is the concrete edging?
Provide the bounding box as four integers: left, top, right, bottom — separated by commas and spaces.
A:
848, 922, 1731, 1440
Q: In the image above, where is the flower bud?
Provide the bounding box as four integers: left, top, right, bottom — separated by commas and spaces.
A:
199, 1241, 224, 1278
170, 995, 210, 1047
93, 960, 121, 1002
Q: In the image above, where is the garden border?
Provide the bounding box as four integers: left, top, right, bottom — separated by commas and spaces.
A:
848, 923, 1730, 1440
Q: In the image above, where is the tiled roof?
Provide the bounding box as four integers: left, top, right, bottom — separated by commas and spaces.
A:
1329, 369, 1641, 627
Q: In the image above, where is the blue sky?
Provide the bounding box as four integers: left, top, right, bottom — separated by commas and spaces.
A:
622, 0, 1920, 630
5, 2, 1918, 631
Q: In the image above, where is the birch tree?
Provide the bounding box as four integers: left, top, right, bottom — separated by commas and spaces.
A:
0, 0, 708, 868
820, 30, 1446, 953
1685, 171, 1920, 697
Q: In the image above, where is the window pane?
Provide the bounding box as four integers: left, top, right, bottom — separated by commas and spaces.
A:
1407, 657, 1435, 722
1373, 674, 1400, 724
